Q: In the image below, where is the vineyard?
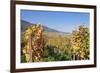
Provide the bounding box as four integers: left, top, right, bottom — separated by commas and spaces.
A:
21, 24, 90, 63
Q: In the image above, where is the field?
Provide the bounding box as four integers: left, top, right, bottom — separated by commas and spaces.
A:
21, 20, 90, 63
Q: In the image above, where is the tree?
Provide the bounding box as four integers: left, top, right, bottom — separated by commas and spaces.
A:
22, 24, 45, 62
71, 25, 90, 60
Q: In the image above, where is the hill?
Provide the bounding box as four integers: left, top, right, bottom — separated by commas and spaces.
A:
21, 20, 71, 37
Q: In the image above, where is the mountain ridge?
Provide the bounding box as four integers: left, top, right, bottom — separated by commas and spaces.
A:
21, 20, 70, 35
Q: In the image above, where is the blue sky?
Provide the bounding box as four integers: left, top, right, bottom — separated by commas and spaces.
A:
21, 10, 89, 33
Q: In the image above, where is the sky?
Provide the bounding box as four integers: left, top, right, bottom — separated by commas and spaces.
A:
21, 10, 90, 33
